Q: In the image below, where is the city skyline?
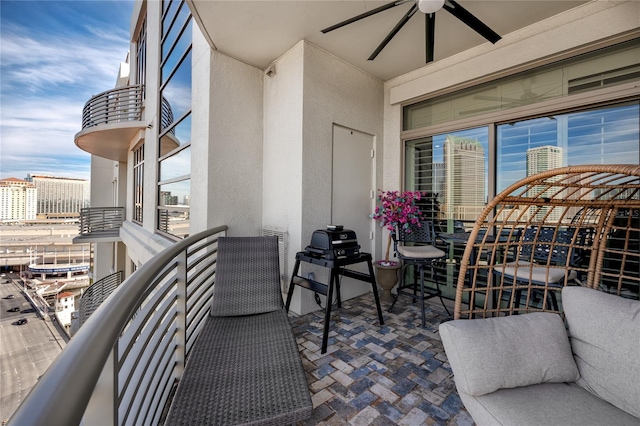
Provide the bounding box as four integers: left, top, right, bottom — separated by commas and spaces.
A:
0, 1, 133, 181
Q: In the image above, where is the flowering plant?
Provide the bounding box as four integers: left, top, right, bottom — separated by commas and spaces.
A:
370, 190, 425, 265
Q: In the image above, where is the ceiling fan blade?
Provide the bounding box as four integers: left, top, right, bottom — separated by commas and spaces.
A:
443, 0, 501, 44
425, 12, 435, 63
321, 0, 408, 34
369, 4, 418, 61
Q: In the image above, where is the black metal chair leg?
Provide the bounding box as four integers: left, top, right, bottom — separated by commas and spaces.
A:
419, 265, 426, 328
432, 264, 450, 316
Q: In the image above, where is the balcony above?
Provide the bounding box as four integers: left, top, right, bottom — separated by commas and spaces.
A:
75, 85, 180, 162
74, 85, 146, 162
73, 207, 124, 243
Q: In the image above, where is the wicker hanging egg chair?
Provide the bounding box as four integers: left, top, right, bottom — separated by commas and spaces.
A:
454, 164, 640, 319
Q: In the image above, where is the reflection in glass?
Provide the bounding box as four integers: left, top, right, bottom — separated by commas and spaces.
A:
158, 180, 190, 239
173, 115, 191, 146
160, 147, 191, 182
404, 40, 639, 130
157, 208, 190, 239
163, 2, 190, 56
497, 103, 639, 193
161, 50, 192, 122
405, 127, 489, 231
162, 20, 192, 83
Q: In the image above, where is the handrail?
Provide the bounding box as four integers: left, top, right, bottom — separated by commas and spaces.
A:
78, 270, 124, 327
10, 225, 228, 425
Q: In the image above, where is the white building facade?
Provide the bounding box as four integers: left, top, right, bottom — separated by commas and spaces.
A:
0, 178, 37, 221
26, 175, 90, 217
75, 0, 640, 314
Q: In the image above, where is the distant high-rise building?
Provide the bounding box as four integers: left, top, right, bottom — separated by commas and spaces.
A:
444, 136, 486, 222
433, 162, 445, 200
0, 178, 37, 221
526, 146, 565, 221
25, 175, 90, 216
526, 145, 564, 176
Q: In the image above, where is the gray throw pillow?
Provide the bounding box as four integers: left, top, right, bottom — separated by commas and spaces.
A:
563, 286, 640, 418
439, 312, 579, 396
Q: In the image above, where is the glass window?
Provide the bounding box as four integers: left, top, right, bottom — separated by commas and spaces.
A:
160, 146, 191, 182
497, 102, 639, 193
404, 40, 639, 130
158, 180, 190, 239
405, 127, 489, 232
133, 144, 144, 223
161, 50, 192, 126
158, 0, 191, 239
135, 17, 146, 91
162, 4, 191, 60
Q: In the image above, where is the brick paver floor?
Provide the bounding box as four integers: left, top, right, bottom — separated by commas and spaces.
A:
290, 293, 474, 426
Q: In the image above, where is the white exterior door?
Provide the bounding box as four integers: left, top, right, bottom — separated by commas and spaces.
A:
331, 124, 375, 299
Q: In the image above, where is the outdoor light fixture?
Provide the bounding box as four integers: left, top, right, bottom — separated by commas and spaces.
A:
417, 0, 445, 14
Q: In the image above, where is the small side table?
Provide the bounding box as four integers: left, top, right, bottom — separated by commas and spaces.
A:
285, 251, 384, 353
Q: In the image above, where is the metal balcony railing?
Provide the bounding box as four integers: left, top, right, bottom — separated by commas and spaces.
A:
82, 85, 144, 129
78, 271, 124, 327
10, 225, 228, 426
76, 207, 125, 241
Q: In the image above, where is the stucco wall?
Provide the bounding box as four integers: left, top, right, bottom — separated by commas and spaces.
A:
191, 32, 264, 236
263, 41, 384, 314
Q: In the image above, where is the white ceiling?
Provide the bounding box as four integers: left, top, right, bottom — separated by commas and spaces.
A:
189, 1, 587, 81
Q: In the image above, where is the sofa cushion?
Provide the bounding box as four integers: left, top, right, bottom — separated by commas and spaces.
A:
562, 286, 640, 418
439, 312, 579, 396
459, 382, 640, 426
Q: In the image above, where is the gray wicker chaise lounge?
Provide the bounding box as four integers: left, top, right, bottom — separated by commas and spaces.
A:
166, 236, 312, 425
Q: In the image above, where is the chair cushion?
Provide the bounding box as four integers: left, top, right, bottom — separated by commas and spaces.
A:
397, 245, 445, 259
439, 312, 579, 396
459, 382, 640, 426
499, 261, 577, 284
562, 286, 640, 418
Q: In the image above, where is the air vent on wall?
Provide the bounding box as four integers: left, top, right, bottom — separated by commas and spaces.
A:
260, 227, 288, 293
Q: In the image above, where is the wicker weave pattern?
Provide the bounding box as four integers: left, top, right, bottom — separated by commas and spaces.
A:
455, 164, 640, 319
211, 237, 283, 317
166, 311, 312, 425
167, 237, 312, 425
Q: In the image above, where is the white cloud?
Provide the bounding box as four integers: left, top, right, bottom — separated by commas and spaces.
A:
0, 15, 130, 180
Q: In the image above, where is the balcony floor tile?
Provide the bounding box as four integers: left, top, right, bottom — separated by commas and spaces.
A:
290, 294, 473, 426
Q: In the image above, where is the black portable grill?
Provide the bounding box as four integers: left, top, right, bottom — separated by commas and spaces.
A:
305, 226, 360, 260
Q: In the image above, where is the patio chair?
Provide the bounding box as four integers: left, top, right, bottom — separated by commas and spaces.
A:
494, 226, 586, 311
452, 164, 640, 319
166, 236, 312, 425
388, 220, 450, 327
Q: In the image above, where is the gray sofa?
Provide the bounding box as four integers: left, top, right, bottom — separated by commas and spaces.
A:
439, 286, 640, 426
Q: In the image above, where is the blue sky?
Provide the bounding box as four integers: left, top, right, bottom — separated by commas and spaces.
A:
1, 0, 133, 181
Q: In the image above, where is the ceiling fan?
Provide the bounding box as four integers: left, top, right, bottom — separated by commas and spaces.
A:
321, 0, 501, 63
